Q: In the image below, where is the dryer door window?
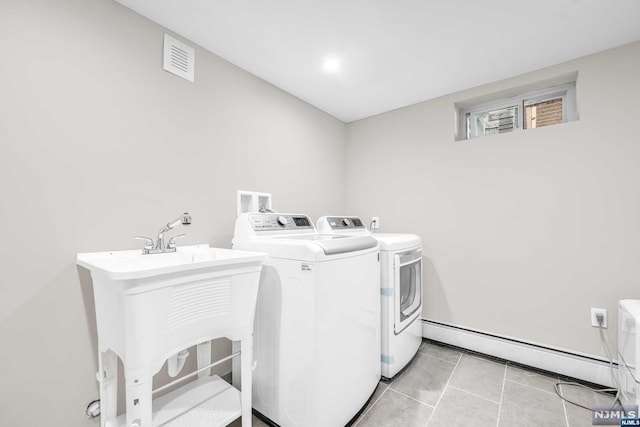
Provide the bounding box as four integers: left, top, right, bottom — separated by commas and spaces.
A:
394, 250, 422, 334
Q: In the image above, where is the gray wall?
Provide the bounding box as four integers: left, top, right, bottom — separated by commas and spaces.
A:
2, 0, 640, 425
0, 0, 346, 425
346, 41, 640, 357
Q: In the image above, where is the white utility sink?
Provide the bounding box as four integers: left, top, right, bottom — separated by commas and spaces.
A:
77, 244, 265, 427
77, 244, 264, 280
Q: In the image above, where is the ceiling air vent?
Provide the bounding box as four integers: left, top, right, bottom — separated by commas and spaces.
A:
163, 34, 195, 82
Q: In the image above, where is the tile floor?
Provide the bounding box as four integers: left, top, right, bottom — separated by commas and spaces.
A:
232, 340, 617, 427
355, 341, 616, 427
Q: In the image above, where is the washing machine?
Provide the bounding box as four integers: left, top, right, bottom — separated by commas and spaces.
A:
317, 216, 423, 379
233, 213, 381, 427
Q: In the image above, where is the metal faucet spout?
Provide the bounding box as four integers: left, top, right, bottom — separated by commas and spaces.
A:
167, 213, 192, 229
155, 212, 191, 250
133, 212, 191, 254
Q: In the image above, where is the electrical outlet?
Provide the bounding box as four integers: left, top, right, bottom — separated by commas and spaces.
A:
591, 308, 608, 328
371, 216, 380, 229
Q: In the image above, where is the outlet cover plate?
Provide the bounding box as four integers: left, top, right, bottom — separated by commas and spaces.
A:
591, 308, 608, 328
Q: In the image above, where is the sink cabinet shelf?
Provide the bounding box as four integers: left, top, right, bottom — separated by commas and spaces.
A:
105, 375, 241, 427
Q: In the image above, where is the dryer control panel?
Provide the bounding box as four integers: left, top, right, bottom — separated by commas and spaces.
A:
322, 216, 366, 230
248, 214, 314, 230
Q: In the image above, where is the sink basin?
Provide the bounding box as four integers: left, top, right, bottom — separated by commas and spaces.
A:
77, 244, 264, 280
76, 244, 266, 365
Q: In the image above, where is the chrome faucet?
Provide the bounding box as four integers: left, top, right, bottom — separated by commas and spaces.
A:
135, 212, 192, 254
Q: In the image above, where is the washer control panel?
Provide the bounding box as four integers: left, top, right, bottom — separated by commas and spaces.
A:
249, 214, 314, 230
323, 216, 365, 230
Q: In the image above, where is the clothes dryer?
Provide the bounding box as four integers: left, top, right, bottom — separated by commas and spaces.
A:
317, 216, 423, 379
233, 213, 381, 427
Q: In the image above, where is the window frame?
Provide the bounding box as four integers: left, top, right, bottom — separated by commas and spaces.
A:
459, 82, 576, 140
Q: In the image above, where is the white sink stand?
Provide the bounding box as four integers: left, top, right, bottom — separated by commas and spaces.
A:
98, 337, 253, 427
77, 245, 265, 427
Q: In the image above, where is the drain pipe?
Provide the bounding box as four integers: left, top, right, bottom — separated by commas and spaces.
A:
167, 350, 190, 377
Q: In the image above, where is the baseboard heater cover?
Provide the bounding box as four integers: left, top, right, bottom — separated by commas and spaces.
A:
422, 319, 616, 387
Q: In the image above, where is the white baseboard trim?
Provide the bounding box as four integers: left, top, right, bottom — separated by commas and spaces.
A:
422, 319, 616, 387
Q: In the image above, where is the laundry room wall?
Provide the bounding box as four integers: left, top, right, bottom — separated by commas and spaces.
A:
345, 41, 640, 360
0, 0, 346, 425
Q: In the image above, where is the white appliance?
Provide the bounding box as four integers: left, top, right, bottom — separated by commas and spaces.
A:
233, 213, 381, 427
619, 299, 640, 411
317, 216, 423, 379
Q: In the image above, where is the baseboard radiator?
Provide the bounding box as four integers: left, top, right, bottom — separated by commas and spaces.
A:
422, 319, 615, 387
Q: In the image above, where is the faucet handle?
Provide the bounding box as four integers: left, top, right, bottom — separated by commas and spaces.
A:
167, 234, 186, 250
134, 236, 154, 250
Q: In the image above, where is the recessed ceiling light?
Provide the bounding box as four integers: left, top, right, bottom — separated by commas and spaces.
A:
323, 57, 340, 73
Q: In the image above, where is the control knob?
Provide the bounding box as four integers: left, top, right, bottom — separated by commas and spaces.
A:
342, 218, 351, 227
277, 216, 288, 226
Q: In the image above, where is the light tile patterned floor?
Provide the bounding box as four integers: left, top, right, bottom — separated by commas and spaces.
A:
354, 341, 617, 427
232, 340, 617, 426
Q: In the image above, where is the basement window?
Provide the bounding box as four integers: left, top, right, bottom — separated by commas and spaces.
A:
459, 82, 576, 140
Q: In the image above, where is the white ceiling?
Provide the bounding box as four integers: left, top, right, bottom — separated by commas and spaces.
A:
114, 0, 640, 122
